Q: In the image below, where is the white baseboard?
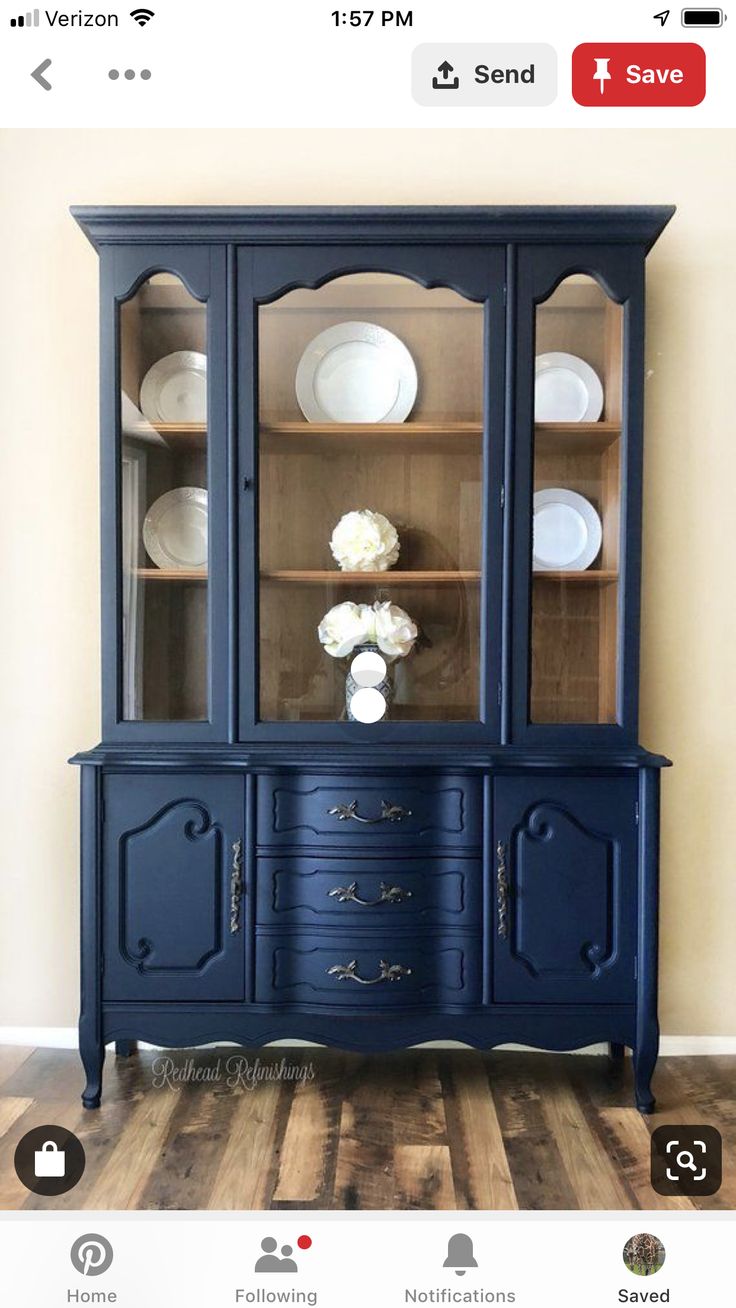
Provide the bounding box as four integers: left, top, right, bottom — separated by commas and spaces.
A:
1, 1028, 735, 1055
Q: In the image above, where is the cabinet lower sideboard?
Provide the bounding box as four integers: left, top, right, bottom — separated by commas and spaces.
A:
77, 759, 661, 1113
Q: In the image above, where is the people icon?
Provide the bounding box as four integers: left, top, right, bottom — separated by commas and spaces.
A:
254, 1237, 298, 1273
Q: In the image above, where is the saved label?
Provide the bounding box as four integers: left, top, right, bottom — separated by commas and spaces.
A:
572, 43, 706, 107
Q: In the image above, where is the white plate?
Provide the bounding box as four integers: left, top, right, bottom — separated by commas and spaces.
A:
535, 352, 604, 423
140, 351, 207, 424
296, 321, 417, 423
143, 488, 208, 570
533, 488, 602, 572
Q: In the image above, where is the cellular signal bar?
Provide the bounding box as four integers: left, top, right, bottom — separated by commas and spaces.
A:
9, 8, 40, 26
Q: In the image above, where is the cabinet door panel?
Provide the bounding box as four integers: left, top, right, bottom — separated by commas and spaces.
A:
510, 244, 645, 746
238, 243, 506, 744
103, 775, 246, 1001
101, 244, 230, 742
494, 775, 637, 1003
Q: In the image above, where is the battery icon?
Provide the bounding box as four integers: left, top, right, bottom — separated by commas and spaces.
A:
681, 7, 724, 23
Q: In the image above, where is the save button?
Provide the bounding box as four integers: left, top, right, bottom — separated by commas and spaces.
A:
572, 43, 706, 107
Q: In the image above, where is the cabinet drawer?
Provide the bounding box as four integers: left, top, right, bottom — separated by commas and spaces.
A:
255, 932, 481, 1007
256, 774, 481, 849
255, 855, 481, 928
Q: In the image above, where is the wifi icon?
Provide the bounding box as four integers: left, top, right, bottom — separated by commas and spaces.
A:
130, 7, 154, 25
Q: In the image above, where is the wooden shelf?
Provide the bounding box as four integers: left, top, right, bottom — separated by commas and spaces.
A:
136, 568, 207, 582
261, 570, 481, 586
260, 421, 483, 455
128, 422, 207, 447
534, 422, 621, 454
533, 570, 618, 584
262, 421, 482, 435
535, 422, 620, 432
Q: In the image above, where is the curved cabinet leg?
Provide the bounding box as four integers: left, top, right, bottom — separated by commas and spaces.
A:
635, 768, 661, 1115
115, 1040, 137, 1058
609, 1042, 625, 1060
634, 1035, 657, 1115
81, 1038, 105, 1110
79, 766, 104, 1110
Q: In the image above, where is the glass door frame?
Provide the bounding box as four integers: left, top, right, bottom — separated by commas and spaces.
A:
237, 242, 506, 743
100, 243, 231, 742
509, 243, 646, 747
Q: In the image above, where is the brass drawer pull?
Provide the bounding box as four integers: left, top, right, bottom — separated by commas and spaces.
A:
327, 799, 412, 824
497, 839, 509, 940
326, 959, 412, 985
327, 880, 413, 907
230, 839, 243, 934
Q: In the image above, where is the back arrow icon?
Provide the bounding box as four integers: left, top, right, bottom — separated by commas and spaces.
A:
31, 59, 52, 90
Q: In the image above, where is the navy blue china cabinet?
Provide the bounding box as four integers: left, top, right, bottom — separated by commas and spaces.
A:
71, 205, 673, 1112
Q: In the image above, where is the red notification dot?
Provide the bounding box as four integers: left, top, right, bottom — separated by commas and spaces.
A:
297, 1235, 312, 1250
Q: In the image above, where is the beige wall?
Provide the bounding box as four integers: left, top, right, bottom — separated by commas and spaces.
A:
0, 129, 734, 1036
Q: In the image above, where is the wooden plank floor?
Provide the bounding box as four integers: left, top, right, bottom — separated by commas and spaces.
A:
0, 1047, 733, 1211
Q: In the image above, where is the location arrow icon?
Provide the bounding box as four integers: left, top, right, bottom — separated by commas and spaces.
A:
653, 9, 670, 24
31, 58, 52, 90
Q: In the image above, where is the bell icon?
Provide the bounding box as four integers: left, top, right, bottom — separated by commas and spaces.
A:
443, 1232, 478, 1277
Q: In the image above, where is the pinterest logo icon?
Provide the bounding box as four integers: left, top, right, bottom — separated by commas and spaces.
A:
70, 1234, 114, 1278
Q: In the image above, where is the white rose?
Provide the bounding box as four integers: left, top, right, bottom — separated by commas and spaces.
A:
317, 601, 374, 659
372, 601, 418, 660
329, 510, 400, 572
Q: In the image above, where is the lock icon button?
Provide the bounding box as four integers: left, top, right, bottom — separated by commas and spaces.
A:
34, 1139, 66, 1177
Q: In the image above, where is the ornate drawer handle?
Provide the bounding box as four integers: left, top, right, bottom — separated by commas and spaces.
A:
497, 839, 509, 940
327, 880, 413, 907
230, 839, 243, 935
327, 799, 412, 825
326, 959, 412, 985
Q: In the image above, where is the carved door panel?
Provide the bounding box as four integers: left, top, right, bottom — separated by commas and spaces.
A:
493, 775, 637, 1003
102, 775, 246, 1001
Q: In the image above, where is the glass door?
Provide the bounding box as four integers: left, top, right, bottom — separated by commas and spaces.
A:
511, 245, 644, 744
105, 246, 228, 740
530, 274, 622, 725
240, 247, 505, 739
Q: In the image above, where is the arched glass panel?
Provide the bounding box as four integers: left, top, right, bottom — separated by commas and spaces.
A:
531, 275, 622, 724
258, 273, 485, 723
119, 274, 208, 721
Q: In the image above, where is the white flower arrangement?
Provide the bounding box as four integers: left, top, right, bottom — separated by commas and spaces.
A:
318, 600, 418, 661
329, 509, 400, 573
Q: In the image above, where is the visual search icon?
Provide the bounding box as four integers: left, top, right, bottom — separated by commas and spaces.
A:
651, 1124, 722, 1195
70, 1234, 114, 1278
444, 1233, 478, 1277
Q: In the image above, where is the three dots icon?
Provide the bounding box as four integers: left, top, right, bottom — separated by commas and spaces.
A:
109, 68, 152, 80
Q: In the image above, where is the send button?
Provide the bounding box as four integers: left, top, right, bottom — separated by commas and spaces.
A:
413, 44, 557, 107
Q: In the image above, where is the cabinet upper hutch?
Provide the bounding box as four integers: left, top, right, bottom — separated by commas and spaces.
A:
71, 206, 673, 1113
